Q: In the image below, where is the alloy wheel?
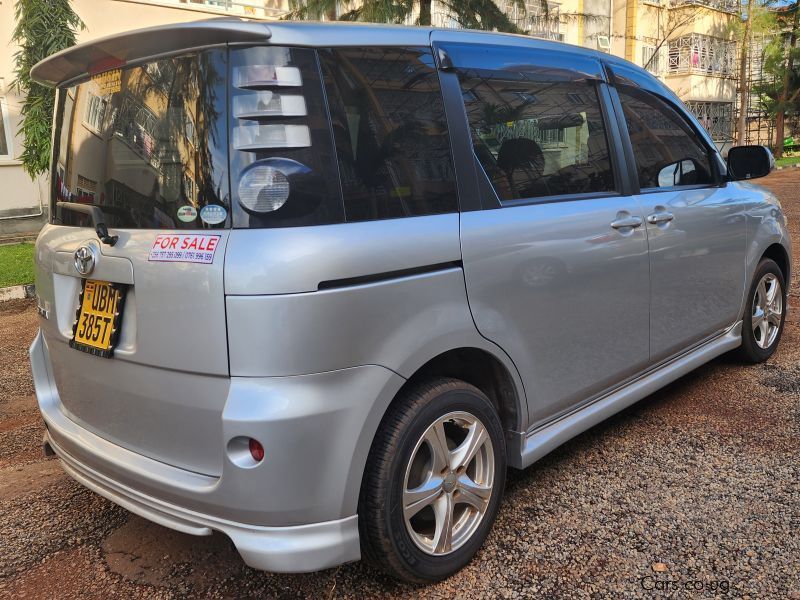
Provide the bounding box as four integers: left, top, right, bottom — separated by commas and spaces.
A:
752, 272, 783, 350
402, 411, 495, 556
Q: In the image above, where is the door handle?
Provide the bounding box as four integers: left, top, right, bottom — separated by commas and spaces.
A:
647, 211, 674, 225
610, 215, 643, 229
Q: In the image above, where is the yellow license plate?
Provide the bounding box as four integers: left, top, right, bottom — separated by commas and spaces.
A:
69, 279, 126, 358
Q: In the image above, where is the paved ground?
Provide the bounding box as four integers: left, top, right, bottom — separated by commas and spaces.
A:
1, 172, 799, 599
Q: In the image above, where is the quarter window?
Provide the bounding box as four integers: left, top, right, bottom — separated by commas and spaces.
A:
459, 74, 615, 202
319, 47, 458, 221
617, 85, 714, 189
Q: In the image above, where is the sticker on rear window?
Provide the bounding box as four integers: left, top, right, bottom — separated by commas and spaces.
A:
176, 205, 197, 222
149, 234, 221, 264
200, 204, 227, 225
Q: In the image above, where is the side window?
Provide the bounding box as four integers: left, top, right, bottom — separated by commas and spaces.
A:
459, 72, 615, 202
319, 47, 458, 222
616, 85, 714, 189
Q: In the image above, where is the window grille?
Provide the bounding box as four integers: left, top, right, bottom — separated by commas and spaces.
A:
667, 34, 736, 77
685, 101, 734, 141
669, 0, 738, 14
641, 45, 662, 75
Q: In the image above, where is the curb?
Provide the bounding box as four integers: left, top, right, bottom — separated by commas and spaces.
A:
0, 284, 35, 302
775, 163, 800, 170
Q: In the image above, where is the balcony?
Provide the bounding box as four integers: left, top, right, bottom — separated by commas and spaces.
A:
157, 0, 288, 18
669, 0, 739, 14
667, 34, 737, 78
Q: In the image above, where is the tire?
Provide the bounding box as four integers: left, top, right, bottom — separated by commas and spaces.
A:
737, 258, 787, 363
358, 378, 506, 583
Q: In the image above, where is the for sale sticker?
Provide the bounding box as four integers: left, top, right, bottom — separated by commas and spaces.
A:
148, 234, 221, 264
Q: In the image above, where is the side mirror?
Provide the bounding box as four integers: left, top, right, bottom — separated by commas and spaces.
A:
727, 145, 775, 181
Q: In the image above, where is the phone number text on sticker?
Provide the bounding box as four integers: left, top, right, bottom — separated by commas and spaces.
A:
149, 234, 222, 264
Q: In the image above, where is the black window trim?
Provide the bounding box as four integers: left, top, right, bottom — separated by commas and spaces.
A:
606, 71, 724, 196
317, 45, 460, 224
440, 52, 626, 210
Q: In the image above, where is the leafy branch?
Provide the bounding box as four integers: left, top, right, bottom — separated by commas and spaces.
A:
11, 0, 84, 179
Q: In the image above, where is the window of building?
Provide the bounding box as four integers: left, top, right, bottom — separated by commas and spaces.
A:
319, 47, 458, 221
617, 85, 714, 189
641, 45, 661, 75
113, 95, 160, 168
83, 92, 108, 133
459, 73, 615, 202
0, 97, 12, 159
684, 101, 733, 142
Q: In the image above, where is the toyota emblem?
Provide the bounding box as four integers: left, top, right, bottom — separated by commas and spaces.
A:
74, 245, 96, 276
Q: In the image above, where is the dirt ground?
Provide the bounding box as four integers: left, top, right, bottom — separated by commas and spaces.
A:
1, 171, 799, 599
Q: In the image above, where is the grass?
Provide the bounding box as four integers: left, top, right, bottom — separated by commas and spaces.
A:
0, 243, 35, 288
776, 155, 800, 168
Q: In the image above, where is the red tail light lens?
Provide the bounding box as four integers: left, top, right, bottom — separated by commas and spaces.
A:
248, 438, 265, 462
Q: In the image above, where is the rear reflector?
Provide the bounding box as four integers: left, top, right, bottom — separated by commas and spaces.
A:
249, 438, 265, 462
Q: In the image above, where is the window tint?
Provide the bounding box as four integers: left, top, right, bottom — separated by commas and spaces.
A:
230, 46, 344, 229
319, 47, 457, 221
617, 85, 714, 189
459, 73, 615, 202
52, 51, 229, 229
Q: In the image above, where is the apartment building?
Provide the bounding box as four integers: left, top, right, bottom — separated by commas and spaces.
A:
0, 0, 739, 234
493, 0, 738, 149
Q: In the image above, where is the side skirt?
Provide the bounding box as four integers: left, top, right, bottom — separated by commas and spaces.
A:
509, 322, 742, 470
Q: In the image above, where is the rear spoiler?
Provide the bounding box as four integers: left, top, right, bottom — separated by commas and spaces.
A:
31, 18, 271, 87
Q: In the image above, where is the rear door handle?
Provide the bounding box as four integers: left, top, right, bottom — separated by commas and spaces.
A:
647, 211, 674, 225
610, 215, 643, 229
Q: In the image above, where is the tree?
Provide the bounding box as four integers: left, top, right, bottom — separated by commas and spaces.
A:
642, 4, 714, 72
773, 1, 800, 158
11, 0, 84, 179
286, 0, 526, 33
737, 0, 753, 145
732, 0, 776, 145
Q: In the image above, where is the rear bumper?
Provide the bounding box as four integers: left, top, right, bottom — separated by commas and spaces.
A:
46, 431, 358, 572
30, 330, 406, 572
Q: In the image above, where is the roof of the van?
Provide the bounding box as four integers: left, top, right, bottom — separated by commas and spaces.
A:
31, 18, 621, 87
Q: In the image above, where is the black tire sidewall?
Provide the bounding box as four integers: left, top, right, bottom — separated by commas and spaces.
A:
382, 386, 506, 582
741, 259, 786, 362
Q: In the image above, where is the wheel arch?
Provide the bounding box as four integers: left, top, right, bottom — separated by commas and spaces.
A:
761, 242, 791, 285
344, 343, 528, 518
399, 347, 524, 437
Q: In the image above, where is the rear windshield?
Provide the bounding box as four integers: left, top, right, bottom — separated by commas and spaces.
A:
51, 50, 229, 229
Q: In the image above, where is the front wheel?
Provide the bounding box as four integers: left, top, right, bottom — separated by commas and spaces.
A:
737, 258, 787, 363
358, 378, 506, 583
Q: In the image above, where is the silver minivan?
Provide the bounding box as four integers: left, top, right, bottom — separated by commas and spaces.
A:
30, 20, 790, 583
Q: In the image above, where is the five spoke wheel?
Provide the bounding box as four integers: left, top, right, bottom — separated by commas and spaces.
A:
402, 411, 495, 556
752, 272, 783, 350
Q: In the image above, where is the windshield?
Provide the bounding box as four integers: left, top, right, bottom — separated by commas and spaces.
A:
51, 50, 229, 229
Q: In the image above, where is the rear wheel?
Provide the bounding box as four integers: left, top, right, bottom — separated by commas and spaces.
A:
358, 378, 506, 583
737, 258, 786, 363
